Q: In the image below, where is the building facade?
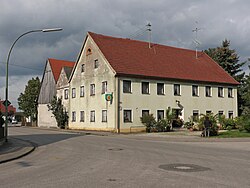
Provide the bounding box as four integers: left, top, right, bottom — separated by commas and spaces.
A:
67, 32, 238, 133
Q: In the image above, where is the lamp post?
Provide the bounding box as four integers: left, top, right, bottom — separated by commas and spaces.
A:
4, 28, 62, 142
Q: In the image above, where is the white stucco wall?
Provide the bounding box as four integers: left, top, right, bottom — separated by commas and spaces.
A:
118, 77, 238, 132
68, 36, 116, 131
37, 104, 57, 128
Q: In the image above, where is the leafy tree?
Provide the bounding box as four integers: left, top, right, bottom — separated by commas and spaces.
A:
240, 66, 250, 115
47, 96, 68, 129
18, 77, 40, 121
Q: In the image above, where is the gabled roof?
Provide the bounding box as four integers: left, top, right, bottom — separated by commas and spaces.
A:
48, 58, 75, 83
88, 32, 239, 85
63, 66, 73, 80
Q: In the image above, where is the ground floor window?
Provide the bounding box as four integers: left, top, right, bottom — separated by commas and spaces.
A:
142, 110, 149, 117
228, 111, 233, 119
124, 110, 132, 122
192, 110, 199, 122
90, 111, 95, 122
72, 111, 76, 122
218, 111, 224, 117
102, 110, 107, 122
80, 111, 84, 122
157, 110, 164, 121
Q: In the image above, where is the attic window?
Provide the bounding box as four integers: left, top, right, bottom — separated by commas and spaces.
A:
86, 48, 92, 56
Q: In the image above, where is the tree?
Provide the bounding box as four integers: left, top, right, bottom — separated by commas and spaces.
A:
240, 66, 250, 115
204, 39, 245, 83
47, 96, 68, 129
17, 77, 40, 121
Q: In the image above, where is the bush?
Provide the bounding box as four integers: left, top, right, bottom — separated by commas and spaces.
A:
198, 114, 219, 136
156, 119, 171, 132
140, 114, 156, 133
223, 118, 236, 129
236, 115, 250, 132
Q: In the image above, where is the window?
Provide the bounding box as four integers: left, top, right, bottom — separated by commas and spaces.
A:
64, 89, 69, 99
228, 88, 233, 98
124, 110, 132, 122
157, 83, 164, 95
123, 80, 131, 93
80, 111, 84, 122
205, 86, 211, 97
72, 88, 76, 98
72, 111, 76, 122
94, 59, 99, 69
86, 48, 92, 56
81, 64, 85, 72
174, 84, 180, 96
157, 110, 164, 121
80, 86, 84, 97
142, 82, 149, 94
142, 110, 149, 117
90, 84, 95, 96
218, 111, 224, 117
206, 110, 212, 115
102, 81, 107, 94
228, 111, 233, 119
193, 110, 199, 122
90, 111, 95, 122
192, 85, 199, 96
218, 87, 224, 97
102, 110, 107, 122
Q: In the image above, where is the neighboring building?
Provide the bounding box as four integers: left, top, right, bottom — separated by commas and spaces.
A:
0, 100, 16, 114
37, 58, 74, 127
68, 32, 239, 133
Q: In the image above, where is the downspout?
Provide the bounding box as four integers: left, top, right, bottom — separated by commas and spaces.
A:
117, 77, 121, 134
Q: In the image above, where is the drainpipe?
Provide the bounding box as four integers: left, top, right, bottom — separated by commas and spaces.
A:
117, 77, 121, 134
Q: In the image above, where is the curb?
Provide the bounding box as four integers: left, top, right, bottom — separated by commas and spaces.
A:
0, 138, 36, 164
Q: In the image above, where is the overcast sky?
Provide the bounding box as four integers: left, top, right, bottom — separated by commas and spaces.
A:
1, 0, 250, 109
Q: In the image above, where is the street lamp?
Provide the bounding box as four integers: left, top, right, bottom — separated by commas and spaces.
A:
4, 28, 62, 142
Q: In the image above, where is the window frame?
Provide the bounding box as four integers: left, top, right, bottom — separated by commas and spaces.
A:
102, 110, 107, 122
64, 89, 69, 100
228, 88, 233, 98
205, 86, 212, 97
192, 85, 199, 97
102, 81, 107, 94
192, 110, 199, 122
228, 111, 233, 119
142, 110, 150, 117
90, 84, 95, 96
90, 110, 95, 122
173, 84, 181, 96
141, 82, 150, 94
157, 83, 164, 95
123, 110, 132, 123
72, 111, 76, 122
157, 110, 164, 121
80, 86, 84, 97
80, 111, 84, 122
72, 88, 76, 98
81, 64, 85, 73
218, 87, 224, 98
94, 59, 99, 69
123, 80, 132, 93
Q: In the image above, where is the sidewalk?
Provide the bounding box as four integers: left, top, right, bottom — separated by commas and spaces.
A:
0, 138, 36, 164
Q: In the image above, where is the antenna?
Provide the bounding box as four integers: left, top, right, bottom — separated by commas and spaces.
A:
146, 23, 152, 48
192, 21, 202, 59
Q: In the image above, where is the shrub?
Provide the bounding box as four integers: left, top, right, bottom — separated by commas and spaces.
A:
236, 115, 250, 132
140, 114, 156, 133
223, 118, 236, 129
198, 114, 219, 136
156, 119, 171, 132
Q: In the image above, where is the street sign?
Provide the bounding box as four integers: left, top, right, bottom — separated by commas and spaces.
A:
2, 100, 11, 107
105, 93, 113, 101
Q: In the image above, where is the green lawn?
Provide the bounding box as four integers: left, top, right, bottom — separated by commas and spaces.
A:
216, 130, 250, 138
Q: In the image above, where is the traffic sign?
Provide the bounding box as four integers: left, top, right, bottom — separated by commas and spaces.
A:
2, 100, 11, 107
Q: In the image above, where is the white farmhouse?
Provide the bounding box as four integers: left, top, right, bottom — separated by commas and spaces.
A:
68, 32, 239, 133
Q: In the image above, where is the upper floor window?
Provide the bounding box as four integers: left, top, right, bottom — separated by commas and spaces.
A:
174, 84, 180, 96
123, 80, 131, 93
205, 86, 212, 97
228, 88, 233, 98
64, 89, 69, 99
124, 110, 132, 123
102, 110, 107, 122
72, 88, 76, 98
94, 59, 99, 69
157, 83, 164, 95
72, 111, 76, 122
102, 81, 107, 94
142, 82, 149, 94
218, 87, 224, 97
90, 84, 95, 96
90, 110, 95, 122
81, 64, 85, 73
192, 85, 199, 96
80, 86, 84, 97
80, 111, 84, 122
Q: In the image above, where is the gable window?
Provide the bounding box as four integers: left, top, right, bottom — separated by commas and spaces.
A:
142, 82, 149, 94
72, 88, 76, 98
64, 89, 69, 99
157, 83, 164, 95
90, 111, 95, 122
228, 111, 233, 119
81, 64, 85, 73
157, 110, 164, 121
218, 87, 224, 97
228, 88, 233, 98
142, 110, 149, 117
205, 86, 212, 97
174, 84, 180, 96
102, 110, 107, 122
192, 85, 199, 96
193, 110, 199, 122
72, 111, 76, 122
124, 110, 132, 123
102, 81, 107, 94
123, 80, 131, 93
90, 84, 95, 96
94, 59, 99, 69
80, 111, 84, 122
86, 48, 92, 56
80, 86, 84, 97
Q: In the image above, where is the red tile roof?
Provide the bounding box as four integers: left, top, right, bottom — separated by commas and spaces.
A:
89, 32, 239, 85
0, 101, 16, 113
48, 58, 75, 82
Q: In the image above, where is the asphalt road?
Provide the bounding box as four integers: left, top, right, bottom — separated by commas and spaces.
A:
0, 127, 249, 188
